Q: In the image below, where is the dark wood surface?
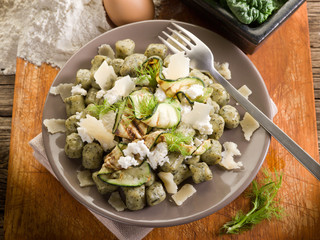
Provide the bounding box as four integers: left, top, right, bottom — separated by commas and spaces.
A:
1, 0, 320, 239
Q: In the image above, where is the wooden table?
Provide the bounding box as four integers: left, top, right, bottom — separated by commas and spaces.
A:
3, 1, 320, 239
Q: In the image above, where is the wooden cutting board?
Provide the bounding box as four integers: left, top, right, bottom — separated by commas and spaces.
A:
5, 2, 320, 239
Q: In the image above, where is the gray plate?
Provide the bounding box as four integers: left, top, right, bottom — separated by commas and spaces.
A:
42, 20, 273, 227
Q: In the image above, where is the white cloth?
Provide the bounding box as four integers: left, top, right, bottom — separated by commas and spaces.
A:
29, 133, 152, 240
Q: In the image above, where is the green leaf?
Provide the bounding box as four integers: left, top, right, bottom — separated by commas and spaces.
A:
220, 169, 284, 234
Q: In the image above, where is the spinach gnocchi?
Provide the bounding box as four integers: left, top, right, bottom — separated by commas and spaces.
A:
46, 37, 260, 212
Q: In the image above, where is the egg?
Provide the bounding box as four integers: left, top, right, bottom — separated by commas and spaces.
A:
103, 0, 155, 26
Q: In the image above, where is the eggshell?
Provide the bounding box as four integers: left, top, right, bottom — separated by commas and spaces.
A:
103, 0, 155, 26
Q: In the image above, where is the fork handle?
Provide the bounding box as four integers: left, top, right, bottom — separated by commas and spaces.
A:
210, 68, 320, 181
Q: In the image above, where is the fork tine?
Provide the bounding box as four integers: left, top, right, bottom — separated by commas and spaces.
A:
171, 22, 200, 44
161, 30, 190, 52
167, 27, 194, 48
158, 36, 180, 54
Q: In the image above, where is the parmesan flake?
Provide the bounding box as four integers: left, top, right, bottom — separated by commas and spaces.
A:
172, 184, 196, 206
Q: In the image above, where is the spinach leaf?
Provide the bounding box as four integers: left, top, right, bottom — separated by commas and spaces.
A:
215, 0, 287, 25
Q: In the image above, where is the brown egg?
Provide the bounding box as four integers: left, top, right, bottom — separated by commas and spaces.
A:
103, 0, 155, 26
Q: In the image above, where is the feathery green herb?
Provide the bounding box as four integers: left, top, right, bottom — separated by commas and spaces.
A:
221, 169, 283, 234
164, 131, 194, 156
133, 94, 158, 119
136, 59, 161, 88
87, 99, 125, 118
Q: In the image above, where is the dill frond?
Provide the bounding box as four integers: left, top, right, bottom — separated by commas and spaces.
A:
135, 59, 161, 88
134, 94, 158, 119
221, 169, 284, 234
87, 98, 125, 119
164, 131, 194, 156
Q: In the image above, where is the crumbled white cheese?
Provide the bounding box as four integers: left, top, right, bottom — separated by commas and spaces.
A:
75, 111, 83, 120
148, 142, 170, 170
172, 184, 196, 206
215, 62, 231, 80
118, 156, 139, 169
43, 118, 66, 134
71, 84, 87, 96
154, 86, 167, 102
163, 52, 190, 80
77, 170, 95, 187
77, 114, 115, 151
103, 90, 120, 105
238, 85, 252, 99
49, 83, 73, 100
108, 192, 127, 212
219, 142, 242, 170
182, 102, 213, 135
240, 112, 260, 141
96, 90, 106, 99
158, 172, 178, 194
123, 140, 150, 160
94, 60, 117, 90
184, 84, 204, 99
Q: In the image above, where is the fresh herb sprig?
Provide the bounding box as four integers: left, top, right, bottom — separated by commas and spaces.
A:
221, 169, 283, 234
134, 95, 158, 119
87, 99, 125, 118
135, 59, 161, 88
164, 131, 194, 156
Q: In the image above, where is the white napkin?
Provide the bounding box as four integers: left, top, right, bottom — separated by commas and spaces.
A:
29, 133, 153, 240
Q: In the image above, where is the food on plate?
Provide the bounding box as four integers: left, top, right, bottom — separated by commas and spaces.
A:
43, 119, 66, 134
45, 37, 261, 211
240, 112, 260, 141
172, 184, 196, 206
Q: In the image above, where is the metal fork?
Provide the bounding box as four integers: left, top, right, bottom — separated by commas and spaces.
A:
159, 22, 320, 181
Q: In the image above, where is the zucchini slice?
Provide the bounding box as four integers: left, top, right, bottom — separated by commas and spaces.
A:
98, 161, 151, 187
192, 139, 212, 155
142, 98, 181, 129
157, 76, 205, 97
102, 144, 125, 170
112, 98, 128, 134
129, 87, 157, 120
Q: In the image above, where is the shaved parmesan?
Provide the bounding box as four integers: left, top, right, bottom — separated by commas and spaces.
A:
77, 114, 115, 151
158, 172, 178, 194
182, 102, 213, 135
108, 192, 127, 212
112, 75, 135, 97
163, 52, 190, 80
219, 142, 242, 170
240, 112, 260, 141
43, 119, 66, 134
94, 61, 117, 90
97, 76, 135, 104
172, 184, 196, 206
100, 111, 116, 131
49, 83, 73, 100
238, 85, 252, 99
77, 170, 95, 187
